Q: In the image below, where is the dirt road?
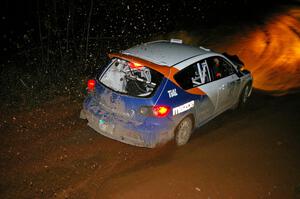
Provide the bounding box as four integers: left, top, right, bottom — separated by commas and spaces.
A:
1, 4, 300, 199
1, 91, 300, 199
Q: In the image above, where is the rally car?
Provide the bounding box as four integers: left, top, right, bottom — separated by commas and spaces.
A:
80, 39, 253, 148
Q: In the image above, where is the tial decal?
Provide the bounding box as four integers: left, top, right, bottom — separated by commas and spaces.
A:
173, 100, 194, 116
168, 88, 178, 98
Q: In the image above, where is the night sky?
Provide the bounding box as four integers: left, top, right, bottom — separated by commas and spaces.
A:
1, 0, 281, 61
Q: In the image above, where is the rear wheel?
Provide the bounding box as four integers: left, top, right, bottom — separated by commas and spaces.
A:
175, 116, 193, 146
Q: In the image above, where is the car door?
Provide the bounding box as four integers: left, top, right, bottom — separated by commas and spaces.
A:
207, 56, 241, 113
173, 58, 217, 124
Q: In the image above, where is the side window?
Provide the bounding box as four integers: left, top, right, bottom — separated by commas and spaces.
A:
207, 57, 235, 80
174, 59, 212, 90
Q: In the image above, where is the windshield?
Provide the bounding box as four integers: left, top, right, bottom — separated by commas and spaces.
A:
99, 58, 164, 97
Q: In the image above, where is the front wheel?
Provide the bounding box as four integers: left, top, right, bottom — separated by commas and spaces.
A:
175, 116, 193, 146
239, 84, 251, 107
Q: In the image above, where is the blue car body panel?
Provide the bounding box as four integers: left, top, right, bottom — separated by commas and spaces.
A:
82, 77, 209, 147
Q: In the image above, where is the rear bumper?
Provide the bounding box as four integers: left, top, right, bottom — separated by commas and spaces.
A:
81, 109, 174, 148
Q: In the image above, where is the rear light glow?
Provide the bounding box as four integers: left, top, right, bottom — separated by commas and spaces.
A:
139, 105, 171, 118
128, 62, 143, 70
87, 79, 96, 91
152, 105, 170, 118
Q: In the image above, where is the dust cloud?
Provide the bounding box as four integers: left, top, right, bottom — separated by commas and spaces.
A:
156, 7, 300, 95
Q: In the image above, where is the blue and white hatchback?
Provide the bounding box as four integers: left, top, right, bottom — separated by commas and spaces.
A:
80, 39, 253, 148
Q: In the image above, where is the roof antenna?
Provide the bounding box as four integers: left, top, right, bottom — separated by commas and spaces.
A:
170, 39, 183, 44
199, 46, 210, 51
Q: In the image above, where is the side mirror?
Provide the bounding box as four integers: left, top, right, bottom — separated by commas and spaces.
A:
236, 64, 243, 71
241, 69, 250, 75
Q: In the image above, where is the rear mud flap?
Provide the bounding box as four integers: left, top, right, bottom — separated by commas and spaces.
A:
80, 109, 87, 120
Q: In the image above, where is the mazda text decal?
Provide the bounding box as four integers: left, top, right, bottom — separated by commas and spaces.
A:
173, 100, 194, 115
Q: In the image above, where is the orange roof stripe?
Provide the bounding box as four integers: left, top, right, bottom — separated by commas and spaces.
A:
186, 87, 206, 95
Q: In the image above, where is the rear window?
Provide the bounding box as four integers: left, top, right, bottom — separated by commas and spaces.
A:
99, 58, 164, 97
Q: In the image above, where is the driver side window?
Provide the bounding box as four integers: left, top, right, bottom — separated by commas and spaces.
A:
174, 59, 212, 90
207, 57, 235, 80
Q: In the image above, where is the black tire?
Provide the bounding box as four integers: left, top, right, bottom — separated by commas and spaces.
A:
175, 116, 193, 146
238, 83, 251, 108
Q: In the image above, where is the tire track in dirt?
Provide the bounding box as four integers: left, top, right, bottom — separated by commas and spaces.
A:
0, 98, 177, 198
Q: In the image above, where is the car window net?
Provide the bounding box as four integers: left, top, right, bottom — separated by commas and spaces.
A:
174, 59, 211, 90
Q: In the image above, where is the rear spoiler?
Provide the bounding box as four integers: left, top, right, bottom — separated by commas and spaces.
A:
222, 52, 244, 69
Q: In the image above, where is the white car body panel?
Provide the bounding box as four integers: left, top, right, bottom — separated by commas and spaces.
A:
122, 40, 208, 66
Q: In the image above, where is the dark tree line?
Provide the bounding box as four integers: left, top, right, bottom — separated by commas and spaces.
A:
0, 0, 282, 109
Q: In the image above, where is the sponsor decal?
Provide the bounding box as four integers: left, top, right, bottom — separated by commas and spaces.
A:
167, 88, 178, 98
173, 100, 194, 115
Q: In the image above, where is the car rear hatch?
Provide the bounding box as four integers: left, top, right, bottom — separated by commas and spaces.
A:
83, 55, 171, 146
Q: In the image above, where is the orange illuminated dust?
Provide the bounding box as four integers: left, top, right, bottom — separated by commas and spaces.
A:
223, 8, 300, 94
158, 8, 300, 95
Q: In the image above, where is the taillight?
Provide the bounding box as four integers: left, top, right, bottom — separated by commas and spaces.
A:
87, 79, 96, 91
128, 62, 143, 70
139, 105, 171, 118
152, 105, 170, 117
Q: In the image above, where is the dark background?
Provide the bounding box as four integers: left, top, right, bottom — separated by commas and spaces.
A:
0, 0, 288, 109
0, 0, 285, 61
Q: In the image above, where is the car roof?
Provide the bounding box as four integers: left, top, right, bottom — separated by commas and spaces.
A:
121, 40, 210, 66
